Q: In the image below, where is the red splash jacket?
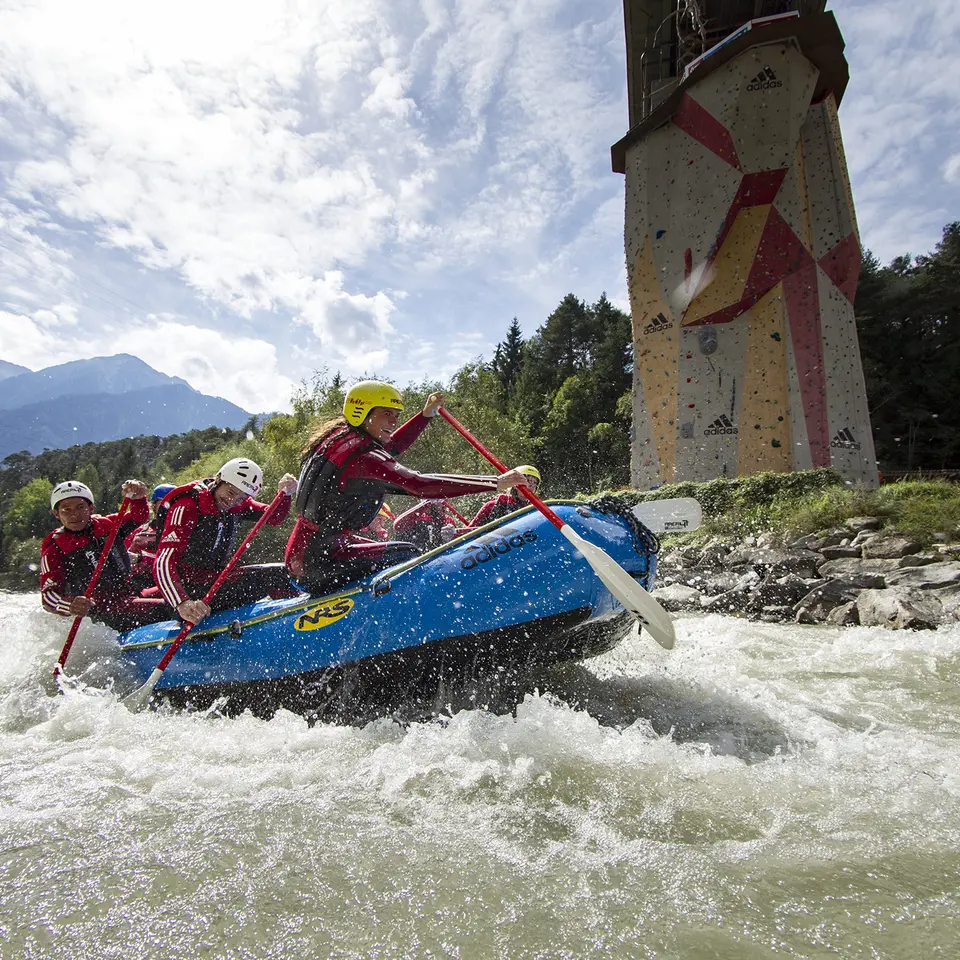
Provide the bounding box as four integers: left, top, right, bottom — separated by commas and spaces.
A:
153, 481, 291, 607
285, 414, 499, 577
469, 493, 527, 527
40, 499, 149, 616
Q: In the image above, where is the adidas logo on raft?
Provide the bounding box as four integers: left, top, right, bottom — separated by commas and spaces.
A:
746, 66, 782, 92
704, 415, 738, 436
643, 311, 673, 335
830, 427, 861, 451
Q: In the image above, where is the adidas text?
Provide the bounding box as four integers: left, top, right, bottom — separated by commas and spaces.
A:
704, 415, 738, 436
746, 67, 782, 92
830, 428, 861, 451
643, 311, 673, 335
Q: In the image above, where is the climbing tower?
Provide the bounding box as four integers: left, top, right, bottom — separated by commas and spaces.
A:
613, 2, 878, 487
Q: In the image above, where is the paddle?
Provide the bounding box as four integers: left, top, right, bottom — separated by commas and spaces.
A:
442, 500, 470, 526
437, 408, 676, 649
54, 499, 132, 680
631, 497, 702, 534
122, 490, 288, 711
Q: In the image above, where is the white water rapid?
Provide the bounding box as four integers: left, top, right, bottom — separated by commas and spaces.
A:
2, 590, 959, 959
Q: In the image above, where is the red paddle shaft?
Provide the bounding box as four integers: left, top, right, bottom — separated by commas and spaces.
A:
437, 408, 559, 528
54, 499, 132, 678
153, 490, 288, 673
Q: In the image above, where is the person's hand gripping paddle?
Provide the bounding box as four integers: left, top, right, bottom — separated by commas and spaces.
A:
437, 408, 675, 649
53, 500, 132, 681
122, 491, 288, 711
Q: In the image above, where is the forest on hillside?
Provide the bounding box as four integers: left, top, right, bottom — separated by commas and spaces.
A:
1, 221, 957, 579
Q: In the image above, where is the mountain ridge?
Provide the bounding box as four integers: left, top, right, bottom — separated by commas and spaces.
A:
0, 354, 193, 411
0, 354, 253, 459
0, 382, 251, 459
0, 359, 31, 382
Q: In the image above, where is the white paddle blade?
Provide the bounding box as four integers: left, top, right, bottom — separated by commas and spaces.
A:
559, 525, 676, 650
631, 497, 702, 534
121, 668, 163, 713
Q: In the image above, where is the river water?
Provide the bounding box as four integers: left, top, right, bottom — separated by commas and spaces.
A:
2, 590, 959, 959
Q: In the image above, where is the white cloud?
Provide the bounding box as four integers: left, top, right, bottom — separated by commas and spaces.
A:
111, 322, 297, 413
0, 308, 295, 412
833, 0, 960, 262
1, 0, 956, 410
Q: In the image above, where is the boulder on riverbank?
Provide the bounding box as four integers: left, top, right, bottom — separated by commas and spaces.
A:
652, 521, 960, 630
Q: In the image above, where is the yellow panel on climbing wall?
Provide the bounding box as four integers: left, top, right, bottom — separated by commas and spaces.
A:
737, 284, 792, 475
630, 234, 679, 481
683, 205, 770, 326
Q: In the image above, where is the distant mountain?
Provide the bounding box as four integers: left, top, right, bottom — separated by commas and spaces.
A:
0, 354, 191, 410
0, 383, 251, 459
0, 359, 30, 383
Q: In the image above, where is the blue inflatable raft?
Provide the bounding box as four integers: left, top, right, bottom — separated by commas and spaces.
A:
117, 498, 659, 722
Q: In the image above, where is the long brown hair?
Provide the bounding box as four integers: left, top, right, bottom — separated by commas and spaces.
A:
301, 416, 350, 462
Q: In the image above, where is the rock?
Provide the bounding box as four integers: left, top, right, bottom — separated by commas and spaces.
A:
884, 561, 960, 591
788, 532, 822, 550
650, 583, 702, 611
694, 541, 730, 570
760, 605, 796, 623
747, 574, 826, 612
855, 588, 942, 630
820, 545, 863, 560
722, 546, 760, 571
653, 523, 958, 631
678, 546, 703, 568
860, 535, 923, 560
794, 579, 864, 623
844, 516, 883, 533
896, 552, 942, 568
826, 601, 860, 626
723, 547, 822, 579
932, 585, 960, 620
816, 558, 897, 587
806, 529, 850, 550
699, 570, 760, 614
696, 571, 744, 596
700, 591, 747, 614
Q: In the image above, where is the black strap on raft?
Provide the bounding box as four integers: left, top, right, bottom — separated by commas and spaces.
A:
584, 494, 660, 557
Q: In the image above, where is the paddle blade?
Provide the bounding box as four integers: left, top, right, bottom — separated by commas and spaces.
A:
559, 524, 676, 650
121, 668, 163, 713
631, 497, 702, 535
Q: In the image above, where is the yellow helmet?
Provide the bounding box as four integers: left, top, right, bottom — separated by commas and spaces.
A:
343, 380, 404, 427
517, 465, 541, 483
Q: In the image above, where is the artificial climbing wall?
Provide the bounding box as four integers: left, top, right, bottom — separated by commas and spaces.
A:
624, 38, 878, 488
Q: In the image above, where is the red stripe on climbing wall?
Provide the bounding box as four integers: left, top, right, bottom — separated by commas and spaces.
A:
685, 172, 792, 320
709, 170, 788, 263
817, 232, 861, 303
742, 207, 813, 305
736, 169, 787, 206
784, 262, 830, 467
673, 94, 742, 170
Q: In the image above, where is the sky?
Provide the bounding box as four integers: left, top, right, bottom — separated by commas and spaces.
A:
0, 0, 957, 414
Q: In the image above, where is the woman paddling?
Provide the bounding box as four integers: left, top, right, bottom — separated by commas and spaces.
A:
285, 380, 526, 592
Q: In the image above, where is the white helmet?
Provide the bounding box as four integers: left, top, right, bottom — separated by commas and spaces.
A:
51, 480, 95, 510
216, 457, 263, 497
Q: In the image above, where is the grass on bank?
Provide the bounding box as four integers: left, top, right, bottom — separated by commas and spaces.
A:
606, 469, 960, 548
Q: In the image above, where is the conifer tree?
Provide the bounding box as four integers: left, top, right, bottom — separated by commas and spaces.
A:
491, 318, 525, 399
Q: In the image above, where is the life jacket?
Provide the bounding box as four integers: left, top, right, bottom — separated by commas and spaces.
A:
295, 425, 385, 538
50, 521, 132, 597
393, 500, 446, 550
163, 481, 240, 570
480, 494, 525, 525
